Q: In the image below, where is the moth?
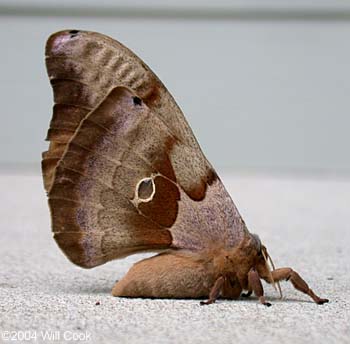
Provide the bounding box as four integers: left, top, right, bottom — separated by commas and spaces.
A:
42, 29, 329, 306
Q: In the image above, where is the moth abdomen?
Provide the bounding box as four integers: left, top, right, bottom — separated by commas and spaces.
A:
112, 251, 214, 299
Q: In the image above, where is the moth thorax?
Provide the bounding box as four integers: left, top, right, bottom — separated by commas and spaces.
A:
135, 177, 156, 203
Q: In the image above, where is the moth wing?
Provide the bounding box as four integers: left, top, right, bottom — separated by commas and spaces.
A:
43, 29, 201, 191
44, 30, 248, 268
48, 87, 247, 268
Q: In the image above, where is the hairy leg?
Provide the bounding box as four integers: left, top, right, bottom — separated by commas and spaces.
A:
248, 268, 271, 306
271, 268, 329, 305
200, 276, 225, 306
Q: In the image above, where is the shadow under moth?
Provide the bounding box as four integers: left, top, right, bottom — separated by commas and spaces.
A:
42, 29, 329, 306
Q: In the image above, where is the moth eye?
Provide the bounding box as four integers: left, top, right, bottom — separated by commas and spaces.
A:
137, 178, 155, 200
133, 96, 142, 106
69, 30, 80, 38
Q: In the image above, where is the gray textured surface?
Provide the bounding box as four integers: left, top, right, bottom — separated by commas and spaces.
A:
0, 173, 349, 343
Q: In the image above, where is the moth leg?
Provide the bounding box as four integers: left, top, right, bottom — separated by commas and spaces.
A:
200, 276, 225, 306
241, 290, 252, 298
248, 268, 272, 307
271, 268, 329, 305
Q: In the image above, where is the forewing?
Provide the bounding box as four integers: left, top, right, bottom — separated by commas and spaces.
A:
43, 30, 248, 268
43, 29, 202, 191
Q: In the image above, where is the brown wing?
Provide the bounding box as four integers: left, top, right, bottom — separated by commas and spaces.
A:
43, 30, 248, 268
43, 29, 201, 192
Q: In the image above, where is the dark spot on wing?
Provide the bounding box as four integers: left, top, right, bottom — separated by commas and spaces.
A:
69, 30, 80, 38
133, 96, 142, 106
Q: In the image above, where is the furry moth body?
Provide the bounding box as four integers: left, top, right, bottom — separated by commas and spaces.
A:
43, 30, 328, 306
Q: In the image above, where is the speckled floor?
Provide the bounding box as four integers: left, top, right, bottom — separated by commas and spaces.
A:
0, 173, 349, 343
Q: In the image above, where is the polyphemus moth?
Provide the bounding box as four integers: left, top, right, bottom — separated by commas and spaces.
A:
42, 29, 329, 306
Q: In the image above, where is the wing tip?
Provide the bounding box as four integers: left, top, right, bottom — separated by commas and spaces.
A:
46, 29, 86, 57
